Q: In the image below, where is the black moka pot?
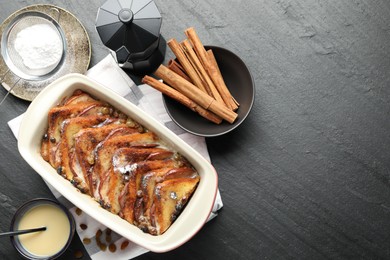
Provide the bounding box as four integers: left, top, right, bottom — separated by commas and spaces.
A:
96, 0, 166, 74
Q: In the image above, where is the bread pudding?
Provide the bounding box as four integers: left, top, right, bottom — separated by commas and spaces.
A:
40, 90, 200, 235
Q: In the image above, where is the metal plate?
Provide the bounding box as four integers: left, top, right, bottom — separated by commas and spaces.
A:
0, 4, 91, 101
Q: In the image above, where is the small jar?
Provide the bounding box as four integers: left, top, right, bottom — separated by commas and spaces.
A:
10, 198, 75, 259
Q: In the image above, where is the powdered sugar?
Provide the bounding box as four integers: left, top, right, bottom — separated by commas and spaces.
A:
14, 23, 63, 70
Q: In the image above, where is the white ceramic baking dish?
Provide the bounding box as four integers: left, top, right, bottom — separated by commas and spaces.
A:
17, 73, 218, 252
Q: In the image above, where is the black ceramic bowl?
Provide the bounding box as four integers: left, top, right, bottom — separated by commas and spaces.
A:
10, 198, 75, 260
163, 46, 254, 137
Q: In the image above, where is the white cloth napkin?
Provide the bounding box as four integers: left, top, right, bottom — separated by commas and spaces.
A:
8, 55, 223, 260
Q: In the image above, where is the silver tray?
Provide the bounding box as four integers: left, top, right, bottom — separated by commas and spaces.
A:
0, 4, 91, 101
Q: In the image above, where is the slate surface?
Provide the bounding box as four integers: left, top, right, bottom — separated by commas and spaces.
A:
0, 0, 389, 259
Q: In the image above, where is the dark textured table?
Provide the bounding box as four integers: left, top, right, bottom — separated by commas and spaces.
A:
1, 1, 389, 259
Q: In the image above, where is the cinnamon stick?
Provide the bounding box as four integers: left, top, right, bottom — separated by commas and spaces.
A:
185, 27, 238, 111
179, 42, 212, 95
169, 58, 185, 71
168, 59, 192, 83
207, 49, 240, 107
142, 76, 222, 124
167, 39, 207, 93
181, 39, 225, 105
155, 65, 238, 124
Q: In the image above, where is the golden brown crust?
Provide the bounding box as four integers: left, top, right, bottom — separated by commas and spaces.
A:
73, 123, 135, 195
99, 147, 174, 214
41, 90, 200, 235
46, 101, 110, 167
120, 159, 179, 225
59, 115, 109, 181
152, 177, 200, 234
136, 167, 197, 234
